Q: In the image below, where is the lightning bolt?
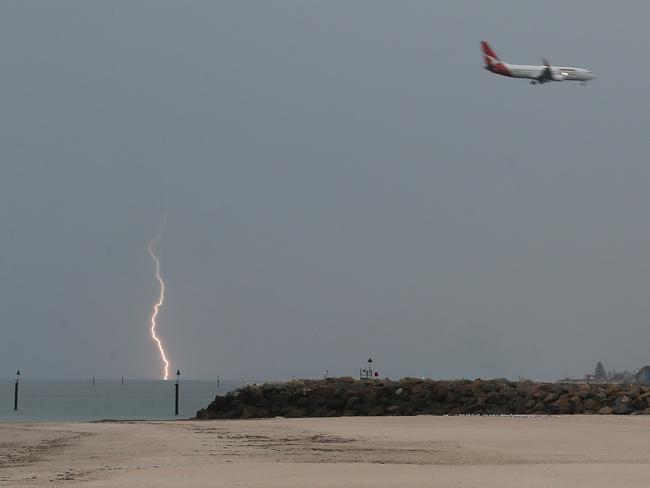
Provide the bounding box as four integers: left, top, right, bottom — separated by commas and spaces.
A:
148, 215, 170, 380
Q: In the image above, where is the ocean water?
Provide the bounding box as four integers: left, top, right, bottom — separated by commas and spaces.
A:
0, 378, 244, 422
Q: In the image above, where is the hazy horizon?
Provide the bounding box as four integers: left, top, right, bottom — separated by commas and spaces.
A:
2, 1, 650, 382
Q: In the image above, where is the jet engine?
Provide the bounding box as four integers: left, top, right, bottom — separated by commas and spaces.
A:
541, 58, 567, 82
551, 69, 567, 81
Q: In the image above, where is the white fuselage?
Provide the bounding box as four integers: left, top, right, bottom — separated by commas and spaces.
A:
503, 63, 594, 82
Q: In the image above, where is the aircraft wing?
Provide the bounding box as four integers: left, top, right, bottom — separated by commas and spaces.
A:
536, 58, 554, 83
537, 66, 553, 83
537, 58, 567, 83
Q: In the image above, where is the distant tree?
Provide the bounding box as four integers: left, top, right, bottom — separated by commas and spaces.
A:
594, 361, 606, 380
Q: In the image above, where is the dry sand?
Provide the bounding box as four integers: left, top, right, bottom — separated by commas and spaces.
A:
2, 415, 650, 487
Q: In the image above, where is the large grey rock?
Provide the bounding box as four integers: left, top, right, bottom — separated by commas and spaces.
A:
613, 396, 632, 415
194, 378, 650, 419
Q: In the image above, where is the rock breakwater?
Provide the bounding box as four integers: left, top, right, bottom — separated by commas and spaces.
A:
195, 377, 650, 419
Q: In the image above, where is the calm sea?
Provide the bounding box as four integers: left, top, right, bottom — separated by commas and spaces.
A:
1, 378, 244, 422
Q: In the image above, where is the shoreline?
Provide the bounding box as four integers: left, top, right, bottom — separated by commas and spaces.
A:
3, 416, 650, 487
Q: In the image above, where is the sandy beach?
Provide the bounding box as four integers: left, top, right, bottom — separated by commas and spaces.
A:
2, 415, 650, 487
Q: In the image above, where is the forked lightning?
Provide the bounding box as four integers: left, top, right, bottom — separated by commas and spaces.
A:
147, 216, 171, 380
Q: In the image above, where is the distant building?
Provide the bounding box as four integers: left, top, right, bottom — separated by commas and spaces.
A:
635, 366, 650, 385
610, 370, 636, 383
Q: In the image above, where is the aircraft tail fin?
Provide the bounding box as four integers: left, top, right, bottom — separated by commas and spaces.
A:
481, 41, 501, 67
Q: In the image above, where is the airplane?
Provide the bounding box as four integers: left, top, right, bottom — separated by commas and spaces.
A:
481, 41, 594, 85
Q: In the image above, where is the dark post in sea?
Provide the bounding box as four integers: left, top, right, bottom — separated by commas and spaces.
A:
175, 369, 180, 416
14, 370, 20, 411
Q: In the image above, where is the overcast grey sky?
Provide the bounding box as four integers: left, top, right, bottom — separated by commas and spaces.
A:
2, 1, 650, 381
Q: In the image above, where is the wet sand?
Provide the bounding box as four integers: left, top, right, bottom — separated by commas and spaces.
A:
2, 415, 650, 487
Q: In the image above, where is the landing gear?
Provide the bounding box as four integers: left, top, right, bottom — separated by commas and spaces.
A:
530, 81, 537, 85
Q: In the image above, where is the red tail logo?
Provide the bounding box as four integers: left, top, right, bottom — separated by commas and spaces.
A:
481, 41, 500, 67
481, 41, 512, 77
